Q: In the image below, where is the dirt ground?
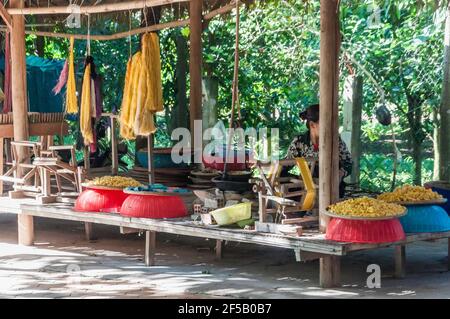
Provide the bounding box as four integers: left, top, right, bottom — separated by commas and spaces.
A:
0, 214, 449, 299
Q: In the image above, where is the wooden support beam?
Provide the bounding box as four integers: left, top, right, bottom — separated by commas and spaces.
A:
319, 0, 340, 232
145, 230, 157, 266
394, 245, 406, 278
0, 138, 4, 195
147, 135, 155, 184
215, 239, 224, 260
0, 2, 237, 41
0, 19, 189, 40
320, 255, 341, 288
0, 3, 12, 29
448, 238, 450, 271
18, 214, 34, 246
11, 0, 33, 246
110, 116, 118, 175
189, 0, 203, 153
7, 0, 190, 15
84, 222, 95, 241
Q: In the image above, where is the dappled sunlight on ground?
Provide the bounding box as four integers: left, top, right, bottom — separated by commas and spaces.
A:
0, 215, 449, 298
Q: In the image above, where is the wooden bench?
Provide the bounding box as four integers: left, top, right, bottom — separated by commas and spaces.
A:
0, 197, 449, 288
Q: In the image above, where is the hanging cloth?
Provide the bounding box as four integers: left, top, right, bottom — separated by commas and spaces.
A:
66, 37, 78, 114
52, 60, 69, 95
3, 32, 12, 113
80, 62, 93, 145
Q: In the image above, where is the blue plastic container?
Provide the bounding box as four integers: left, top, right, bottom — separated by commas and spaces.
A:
424, 181, 450, 214
399, 205, 450, 233
136, 149, 189, 169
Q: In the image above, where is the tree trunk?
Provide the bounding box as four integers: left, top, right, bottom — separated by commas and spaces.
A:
202, 76, 218, 132
35, 36, 45, 57
412, 137, 422, 185
433, 106, 440, 180
439, 5, 450, 182
171, 30, 189, 132
350, 76, 363, 185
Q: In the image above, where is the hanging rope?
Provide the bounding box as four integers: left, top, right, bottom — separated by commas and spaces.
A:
128, 10, 132, 58
86, 13, 91, 56
230, 0, 240, 125
143, 3, 149, 28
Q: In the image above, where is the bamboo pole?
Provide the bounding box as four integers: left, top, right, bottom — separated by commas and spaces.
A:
189, 0, 203, 158
319, 0, 340, 232
7, 0, 190, 15
11, 0, 34, 246
0, 19, 190, 41
0, 1, 237, 41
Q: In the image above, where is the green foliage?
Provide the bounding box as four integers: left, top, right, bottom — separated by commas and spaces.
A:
22, 1, 447, 187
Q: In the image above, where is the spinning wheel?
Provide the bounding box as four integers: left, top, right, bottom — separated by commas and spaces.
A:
253, 157, 317, 224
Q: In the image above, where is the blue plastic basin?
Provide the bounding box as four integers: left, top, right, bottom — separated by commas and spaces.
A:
399, 205, 450, 233
424, 181, 450, 214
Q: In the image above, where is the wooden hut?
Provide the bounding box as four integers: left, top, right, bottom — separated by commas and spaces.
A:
0, 0, 344, 288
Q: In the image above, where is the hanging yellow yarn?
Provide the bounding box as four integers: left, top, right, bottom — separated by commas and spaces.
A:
119, 52, 142, 140
66, 37, 78, 114
134, 33, 162, 135
119, 58, 134, 140
146, 32, 163, 113
119, 32, 163, 138
80, 63, 93, 145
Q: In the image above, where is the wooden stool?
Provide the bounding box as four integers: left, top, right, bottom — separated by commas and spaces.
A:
0, 141, 42, 198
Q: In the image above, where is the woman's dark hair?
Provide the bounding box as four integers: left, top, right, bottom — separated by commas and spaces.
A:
299, 104, 319, 127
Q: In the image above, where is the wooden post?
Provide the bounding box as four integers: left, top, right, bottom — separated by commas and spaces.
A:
0, 138, 4, 195
447, 238, 450, 271
147, 134, 155, 184
394, 245, 406, 278
145, 230, 156, 266
84, 222, 95, 241
110, 116, 118, 175
11, 0, 33, 246
319, 0, 340, 232
83, 146, 90, 175
320, 255, 341, 288
215, 239, 224, 260
189, 0, 203, 158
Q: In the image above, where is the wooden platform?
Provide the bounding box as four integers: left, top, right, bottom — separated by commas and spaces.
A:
0, 197, 449, 288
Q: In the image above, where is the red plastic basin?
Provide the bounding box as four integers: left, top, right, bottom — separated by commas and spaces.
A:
120, 194, 188, 219
75, 188, 129, 213
326, 218, 406, 244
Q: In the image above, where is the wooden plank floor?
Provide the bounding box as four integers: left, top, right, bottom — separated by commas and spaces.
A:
1, 197, 450, 257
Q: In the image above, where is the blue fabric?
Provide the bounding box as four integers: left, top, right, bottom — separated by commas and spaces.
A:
0, 55, 65, 113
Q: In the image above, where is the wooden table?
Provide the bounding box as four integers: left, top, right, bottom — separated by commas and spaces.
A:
0, 197, 449, 288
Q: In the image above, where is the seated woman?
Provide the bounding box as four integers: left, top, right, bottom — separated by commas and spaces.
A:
286, 104, 352, 198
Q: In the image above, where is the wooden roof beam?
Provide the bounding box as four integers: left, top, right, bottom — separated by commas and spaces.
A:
0, 0, 238, 40
7, 0, 190, 15
0, 2, 12, 29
